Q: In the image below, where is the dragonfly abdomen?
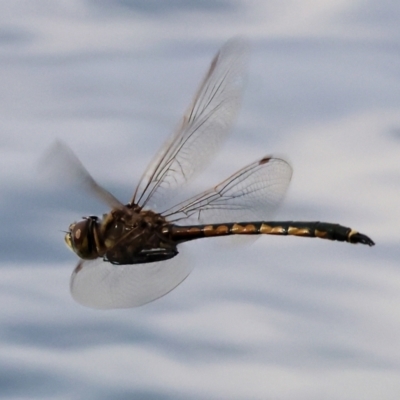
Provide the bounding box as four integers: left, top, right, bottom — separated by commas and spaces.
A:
167, 221, 374, 246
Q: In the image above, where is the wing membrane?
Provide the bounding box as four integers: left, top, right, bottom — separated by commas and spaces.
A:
41, 141, 124, 210
70, 246, 191, 309
132, 39, 249, 210
162, 157, 293, 224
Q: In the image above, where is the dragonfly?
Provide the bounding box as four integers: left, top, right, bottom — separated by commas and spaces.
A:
58, 39, 374, 309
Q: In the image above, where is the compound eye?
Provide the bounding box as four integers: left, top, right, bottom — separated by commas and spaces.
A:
70, 220, 90, 248
64, 219, 97, 259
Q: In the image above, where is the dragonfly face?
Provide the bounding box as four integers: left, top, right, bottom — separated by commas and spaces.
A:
65, 218, 100, 260
46, 38, 373, 309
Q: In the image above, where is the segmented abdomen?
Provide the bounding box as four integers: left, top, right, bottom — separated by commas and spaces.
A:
166, 221, 374, 246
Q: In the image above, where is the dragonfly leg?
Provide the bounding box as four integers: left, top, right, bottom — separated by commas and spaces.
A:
105, 247, 179, 265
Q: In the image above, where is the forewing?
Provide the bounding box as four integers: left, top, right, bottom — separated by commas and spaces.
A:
70, 247, 191, 309
41, 141, 124, 210
133, 39, 249, 210
162, 157, 293, 224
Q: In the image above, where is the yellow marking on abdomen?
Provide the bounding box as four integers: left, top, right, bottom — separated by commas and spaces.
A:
347, 229, 359, 243
231, 224, 257, 234
182, 227, 202, 238
260, 224, 286, 235
348, 229, 358, 238
315, 229, 329, 239
203, 225, 229, 236
288, 227, 311, 237
215, 225, 230, 235
202, 225, 215, 235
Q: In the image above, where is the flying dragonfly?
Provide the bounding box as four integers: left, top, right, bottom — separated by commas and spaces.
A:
57, 39, 374, 309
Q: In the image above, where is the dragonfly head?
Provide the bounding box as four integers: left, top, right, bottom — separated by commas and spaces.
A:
65, 217, 99, 260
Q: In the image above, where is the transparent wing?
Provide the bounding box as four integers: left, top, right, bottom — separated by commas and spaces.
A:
70, 246, 191, 309
132, 38, 249, 211
162, 156, 293, 224
41, 141, 124, 210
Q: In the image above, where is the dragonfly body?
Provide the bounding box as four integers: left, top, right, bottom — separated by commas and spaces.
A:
66, 207, 177, 265
167, 221, 374, 246
52, 39, 374, 309
66, 210, 373, 267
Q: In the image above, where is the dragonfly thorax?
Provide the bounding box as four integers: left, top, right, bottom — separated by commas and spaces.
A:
65, 208, 172, 265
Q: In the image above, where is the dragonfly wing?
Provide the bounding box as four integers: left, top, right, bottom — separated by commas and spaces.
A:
133, 39, 249, 210
70, 247, 192, 309
41, 141, 124, 210
162, 156, 293, 224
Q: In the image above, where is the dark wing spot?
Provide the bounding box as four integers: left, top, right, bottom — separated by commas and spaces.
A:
74, 261, 84, 273
259, 156, 271, 165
